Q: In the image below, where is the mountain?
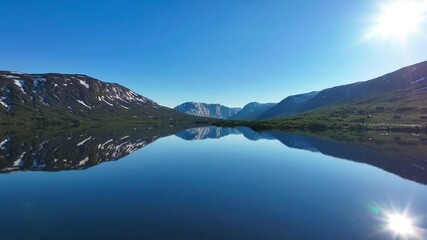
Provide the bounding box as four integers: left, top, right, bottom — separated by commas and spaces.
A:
259, 92, 318, 120
0, 71, 190, 125
174, 102, 241, 119
259, 60, 427, 120
230, 102, 276, 120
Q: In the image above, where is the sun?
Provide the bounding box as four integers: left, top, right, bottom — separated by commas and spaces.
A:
366, 0, 427, 41
386, 213, 415, 236
377, 208, 422, 239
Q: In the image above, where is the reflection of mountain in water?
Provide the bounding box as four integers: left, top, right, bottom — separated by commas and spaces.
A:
269, 131, 427, 185
178, 127, 427, 186
1, 125, 427, 186
176, 126, 274, 141
0, 126, 186, 173
235, 127, 276, 141
176, 126, 240, 140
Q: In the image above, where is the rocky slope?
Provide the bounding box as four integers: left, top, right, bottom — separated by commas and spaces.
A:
175, 102, 241, 119
0, 71, 189, 124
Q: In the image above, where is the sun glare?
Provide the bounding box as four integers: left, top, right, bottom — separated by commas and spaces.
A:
387, 214, 415, 235
366, 0, 427, 40
372, 204, 423, 239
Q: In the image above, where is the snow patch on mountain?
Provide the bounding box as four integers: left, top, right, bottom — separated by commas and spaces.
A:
101, 98, 114, 106
77, 137, 92, 146
33, 76, 46, 93
2, 75, 19, 79
412, 77, 426, 84
77, 79, 90, 88
13, 79, 25, 94
414, 86, 427, 92
77, 100, 92, 109
0, 96, 10, 112
0, 136, 10, 149
100, 139, 113, 149
79, 157, 89, 166
13, 152, 26, 167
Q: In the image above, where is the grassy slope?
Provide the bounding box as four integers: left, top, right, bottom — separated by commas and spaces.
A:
214, 88, 427, 132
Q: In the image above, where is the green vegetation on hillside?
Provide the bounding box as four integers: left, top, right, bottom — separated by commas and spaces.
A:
214, 89, 427, 132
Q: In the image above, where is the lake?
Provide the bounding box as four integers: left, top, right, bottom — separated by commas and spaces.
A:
1, 126, 427, 240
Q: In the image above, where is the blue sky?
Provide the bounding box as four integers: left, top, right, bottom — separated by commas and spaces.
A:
1, 0, 426, 107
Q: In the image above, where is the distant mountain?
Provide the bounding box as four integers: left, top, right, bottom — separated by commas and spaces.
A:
0, 71, 189, 124
230, 102, 276, 120
259, 92, 318, 120
175, 102, 241, 119
259, 60, 427, 120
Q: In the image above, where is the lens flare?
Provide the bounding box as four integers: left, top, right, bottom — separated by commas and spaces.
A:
365, 0, 427, 41
369, 203, 425, 239
386, 213, 415, 235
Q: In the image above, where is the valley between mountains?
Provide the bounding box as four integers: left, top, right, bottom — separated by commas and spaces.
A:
1, 60, 427, 132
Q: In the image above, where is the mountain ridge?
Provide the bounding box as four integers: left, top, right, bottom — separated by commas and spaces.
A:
258, 60, 427, 120
230, 102, 276, 120
0, 71, 193, 125
2, 60, 427, 126
175, 102, 241, 119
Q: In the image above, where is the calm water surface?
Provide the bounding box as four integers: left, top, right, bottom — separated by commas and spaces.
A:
0, 126, 427, 240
